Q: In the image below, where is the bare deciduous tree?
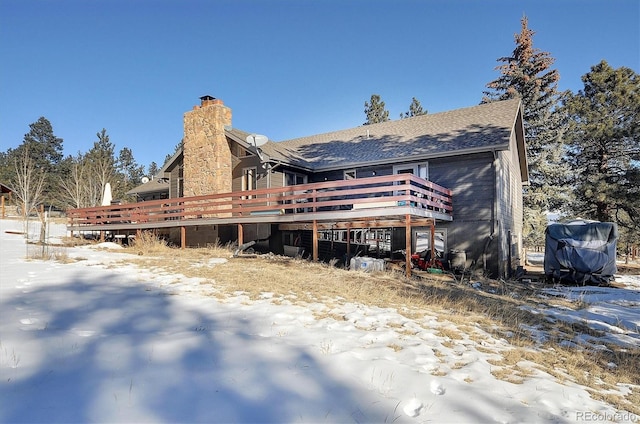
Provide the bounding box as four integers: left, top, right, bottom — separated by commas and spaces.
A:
59, 154, 88, 208
12, 145, 46, 239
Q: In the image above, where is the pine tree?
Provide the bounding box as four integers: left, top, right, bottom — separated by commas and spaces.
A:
85, 129, 117, 206
562, 61, 639, 243
117, 147, 145, 199
364, 94, 390, 125
483, 15, 568, 247
14, 117, 65, 208
147, 161, 159, 178
400, 97, 426, 119
21, 117, 64, 169
164, 140, 183, 166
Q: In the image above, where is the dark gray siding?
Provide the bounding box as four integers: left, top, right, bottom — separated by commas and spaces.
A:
308, 153, 504, 276
428, 152, 499, 276
311, 165, 393, 182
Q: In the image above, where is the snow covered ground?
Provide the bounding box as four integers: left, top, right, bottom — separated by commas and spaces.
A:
1, 218, 638, 423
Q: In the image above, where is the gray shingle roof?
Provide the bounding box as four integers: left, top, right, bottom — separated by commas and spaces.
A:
126, 178, 170, 196
260, 98, 522, 171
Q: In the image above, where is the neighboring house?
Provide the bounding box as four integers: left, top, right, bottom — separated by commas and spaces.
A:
1, 182, 14, 218
119, 95, 527, 277
0, 182, 13, 197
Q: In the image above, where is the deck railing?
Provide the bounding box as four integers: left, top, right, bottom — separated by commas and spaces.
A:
67, 174, 452, 228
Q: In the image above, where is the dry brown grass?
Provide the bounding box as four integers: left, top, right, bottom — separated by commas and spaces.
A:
435, 327, 465, 341
59, 236, 94, 247
26, 243, 76, 263
387, 343, 403, 352
131, 231, 172, 255
489, 365, 533, 384
106, 234, 640, 413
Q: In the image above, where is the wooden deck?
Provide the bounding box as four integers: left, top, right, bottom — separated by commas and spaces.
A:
67, 174, 452, 276
67, 174, 452, 232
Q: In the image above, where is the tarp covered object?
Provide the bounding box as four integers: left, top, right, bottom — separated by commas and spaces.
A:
544, 221, 618, 285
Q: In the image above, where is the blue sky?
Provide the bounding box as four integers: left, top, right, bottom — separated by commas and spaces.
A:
1, 0, 638, 171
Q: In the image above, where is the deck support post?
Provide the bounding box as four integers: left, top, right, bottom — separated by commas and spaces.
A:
238, 223, 244, 246
180, 226, 186, 249
100, 231, 105, 242
405, 214, 412, 278
1, 195, 4, 218
346, 224, 351, 262
312, 220, 318, 261
430, 219, 436, 267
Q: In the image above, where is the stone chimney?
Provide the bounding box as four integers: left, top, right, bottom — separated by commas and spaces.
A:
182, 95, 232, 197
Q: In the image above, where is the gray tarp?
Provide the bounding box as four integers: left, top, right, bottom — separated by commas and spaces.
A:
544, 221, 618, 285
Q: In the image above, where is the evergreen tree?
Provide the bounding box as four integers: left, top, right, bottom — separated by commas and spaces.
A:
12, 117, 65, 207
364, 94, 390, 125
147, 161, 159, 178
84, 129, 117, 206
164, 140, 183, 166
116, 147, 145, 199
483, 15, 568, 247
0, 151, 12, 185
400, 97, 426, 119
562, 61, 639, 244
21, 117, 64, 169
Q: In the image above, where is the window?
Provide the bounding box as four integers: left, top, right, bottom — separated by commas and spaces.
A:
393, 163, 428, 180
283, 171, 308, 212
393, 163, 429, 200
415, 230, 446, 257
284, 171, 307, 186
343, 169, 356, 180
242, 167, 257, 199
177, 168, 184, 197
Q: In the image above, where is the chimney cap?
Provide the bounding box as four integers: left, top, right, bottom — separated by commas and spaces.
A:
200, 95, 216, 101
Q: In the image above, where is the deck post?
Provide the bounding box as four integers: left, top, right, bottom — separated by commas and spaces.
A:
100, 231, 105, 242
346, 224, 351, 261
405, 214, 412, 278
430, 219, 436, 267
238, 223, 244, 246
180, 226, 186, 249
312, 220, 318, 261
1, 195, 4, 218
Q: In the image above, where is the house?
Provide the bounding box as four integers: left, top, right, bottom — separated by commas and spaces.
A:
1, 182, 14, 218
76, 95, 527, 278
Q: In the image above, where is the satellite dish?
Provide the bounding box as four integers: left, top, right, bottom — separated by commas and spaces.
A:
141, 176, 150, 184
246, 134, 268, 147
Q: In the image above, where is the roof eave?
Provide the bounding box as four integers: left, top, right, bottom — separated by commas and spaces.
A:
512, 103, 529, 183
225, 129, 272, 162
126, 184, 170, 196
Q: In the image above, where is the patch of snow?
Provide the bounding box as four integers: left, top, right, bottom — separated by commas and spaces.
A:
0, 218, 638, 423
402, 397, 423, 417
430, 379, 446, 395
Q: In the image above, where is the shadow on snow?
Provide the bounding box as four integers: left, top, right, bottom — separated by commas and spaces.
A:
0, 272, 388, 423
